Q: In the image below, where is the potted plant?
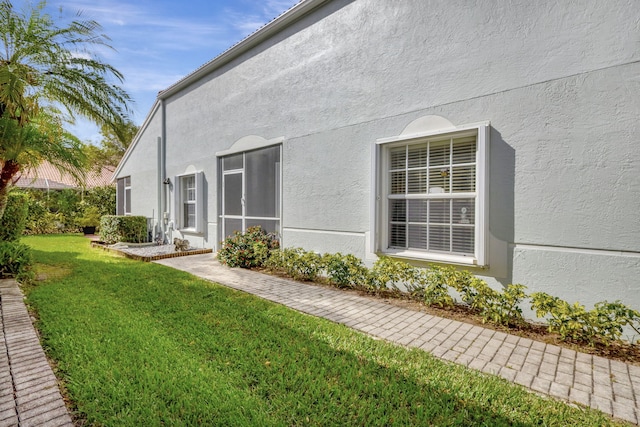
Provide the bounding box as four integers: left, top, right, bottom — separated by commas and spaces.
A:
77, 205, 101, 235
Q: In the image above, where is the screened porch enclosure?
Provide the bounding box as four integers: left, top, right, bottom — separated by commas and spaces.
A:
219, 145, 281, 239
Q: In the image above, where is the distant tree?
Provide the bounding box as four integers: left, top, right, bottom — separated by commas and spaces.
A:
0, 0, 132, 218
85, 120, 138, 171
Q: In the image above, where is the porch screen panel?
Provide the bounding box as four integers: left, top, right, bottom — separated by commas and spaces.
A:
224, 174, 242, 216
245, 146, 279, 218
224, 218, 243, 236
224, 153, 243, 171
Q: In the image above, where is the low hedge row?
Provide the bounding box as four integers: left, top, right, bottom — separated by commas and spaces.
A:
218, 227, 640, 346
99, 215, 148, 244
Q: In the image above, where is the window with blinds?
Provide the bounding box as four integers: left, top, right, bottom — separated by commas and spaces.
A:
387, 134, 477, 256
175, 172, 204, 232
182, 175, 196, 228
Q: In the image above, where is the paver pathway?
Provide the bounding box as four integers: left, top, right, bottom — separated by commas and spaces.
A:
155, 253, 640, 425
0, 280, 72, 427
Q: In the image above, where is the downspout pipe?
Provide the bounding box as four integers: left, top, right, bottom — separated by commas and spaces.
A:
160, 99, 169, 243
157, 136, 162, 242
159, 98, 167, 243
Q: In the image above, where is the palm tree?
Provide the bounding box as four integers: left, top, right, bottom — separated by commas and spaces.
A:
0, 0, 132, 218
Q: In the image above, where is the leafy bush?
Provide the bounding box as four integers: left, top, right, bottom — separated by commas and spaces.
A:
0, 191, 29, 241
367, 256, 422, 292
84, 185, 116, 217
100, 215, 148, 244
266, 248, 323, 281
77, 205, 102, 227
591, 301, 640, 344
421, 266, 456, 307
470, 282, 526, 326
24, 197, 66, 234
530, 292, 592, 342
322, 253, 369, 289
0, 241, 34, 283
21, 186, 115, 234
217, 226, 279, 268
531, 293, 640, 345
221, 238, 640, 346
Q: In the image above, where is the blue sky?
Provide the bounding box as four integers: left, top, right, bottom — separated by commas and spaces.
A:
42, 0, 299, 143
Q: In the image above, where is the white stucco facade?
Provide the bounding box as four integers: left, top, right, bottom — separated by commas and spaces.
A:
115, 0, 640, 312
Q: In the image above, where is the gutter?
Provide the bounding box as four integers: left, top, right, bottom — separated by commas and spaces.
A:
157, 0, 330, 100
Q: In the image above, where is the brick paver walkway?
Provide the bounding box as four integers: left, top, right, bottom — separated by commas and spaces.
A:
155, 253, 640, 425
0, 280, 72, 427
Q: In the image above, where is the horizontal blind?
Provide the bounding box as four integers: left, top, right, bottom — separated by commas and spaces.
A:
387, 134, 477, 256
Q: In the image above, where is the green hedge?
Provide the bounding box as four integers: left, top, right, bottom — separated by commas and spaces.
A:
22, 186, 116, 235
0, 241, 34, 283
219, 228, 640, 346
100, 215, 148, 244
0, 192, 29, 241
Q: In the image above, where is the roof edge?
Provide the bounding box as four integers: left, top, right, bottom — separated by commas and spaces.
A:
111, 100, 162, 182
157, 0, 330, 100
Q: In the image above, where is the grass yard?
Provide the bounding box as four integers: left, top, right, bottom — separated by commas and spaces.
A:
23, 235, 626, 426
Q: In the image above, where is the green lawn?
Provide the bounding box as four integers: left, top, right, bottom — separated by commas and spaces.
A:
23, 235, 626, 426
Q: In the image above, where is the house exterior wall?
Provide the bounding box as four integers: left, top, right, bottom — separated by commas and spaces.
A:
116, 0, 640, 313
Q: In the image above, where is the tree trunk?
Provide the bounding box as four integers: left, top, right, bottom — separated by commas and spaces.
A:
0, 160, 20, 219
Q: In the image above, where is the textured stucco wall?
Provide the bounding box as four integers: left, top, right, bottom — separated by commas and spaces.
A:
117, 0, 640, 311
117, 107, 161, 220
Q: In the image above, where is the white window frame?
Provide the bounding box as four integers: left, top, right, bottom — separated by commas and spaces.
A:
373, 123, 489, 266
116, 176, 131, 215
174, 171, 204, 233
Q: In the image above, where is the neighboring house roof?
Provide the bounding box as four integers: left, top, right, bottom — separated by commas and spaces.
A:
15, 161, 114, 190
113, 0, 325, 181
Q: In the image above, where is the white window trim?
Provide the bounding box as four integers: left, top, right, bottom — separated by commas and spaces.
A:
372, 122, 489, 267
116, 176, 132, 216
174, 171, 204, 233
124, 177, 131, 216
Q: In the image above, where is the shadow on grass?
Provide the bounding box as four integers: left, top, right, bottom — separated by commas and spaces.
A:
23, 240, 615, 426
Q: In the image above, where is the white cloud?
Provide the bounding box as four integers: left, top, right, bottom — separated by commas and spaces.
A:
41, 0, 299, 142
261, 0, 299, 17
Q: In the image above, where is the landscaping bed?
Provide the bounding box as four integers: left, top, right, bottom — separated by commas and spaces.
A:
91, 241, 212, 262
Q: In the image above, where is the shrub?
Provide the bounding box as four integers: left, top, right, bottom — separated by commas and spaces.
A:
531, 293, 640, 345
591, 301, 640, 344
471, 282, 527, 326
421, 266, 456, 307
222, 239, 640, 346
25, 201, 65, 235
367, 256, 422, 292
284, 248, 323, 281
100, 215, 148, 244
0, 191, 29, 241
77, 205, 102, 227
217, 226, 280, 268
530, 292, 593, 342
322, 253, 369, 289
84, 185, 116, 217
266, 247, 323, 281
0, 241, 34, 283
20, 187, 115, 234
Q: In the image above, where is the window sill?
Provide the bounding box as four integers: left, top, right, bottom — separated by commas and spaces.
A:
381, 249, 481, 267
178, 228, 201, 235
